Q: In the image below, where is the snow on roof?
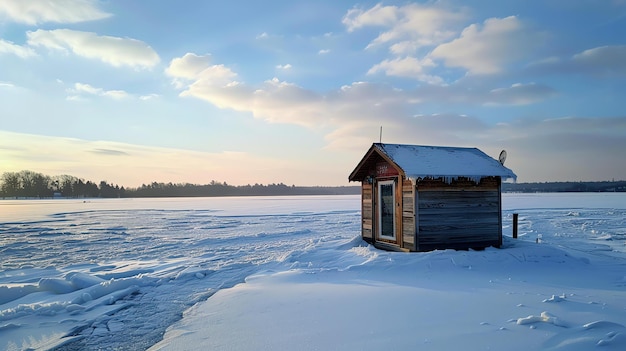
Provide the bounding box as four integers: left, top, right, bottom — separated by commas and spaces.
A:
376, 143, 517, 182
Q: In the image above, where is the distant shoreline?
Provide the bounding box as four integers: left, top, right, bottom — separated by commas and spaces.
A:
2, 180, 625, 201
2, 177, 625, 200
502, 180, 626, 193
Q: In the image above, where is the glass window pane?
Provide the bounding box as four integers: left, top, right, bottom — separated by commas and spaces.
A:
379, 182, 394, 238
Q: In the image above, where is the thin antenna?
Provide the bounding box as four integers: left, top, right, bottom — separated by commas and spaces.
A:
379, 126, 383, 143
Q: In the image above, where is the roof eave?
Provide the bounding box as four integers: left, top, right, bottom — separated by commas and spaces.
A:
405, 173, 517, 182
348, 143, 405, 182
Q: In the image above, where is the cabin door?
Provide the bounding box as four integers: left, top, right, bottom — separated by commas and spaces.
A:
377, 180, 396, 240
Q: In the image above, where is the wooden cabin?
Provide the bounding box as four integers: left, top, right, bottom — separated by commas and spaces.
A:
348, 143, 517, 252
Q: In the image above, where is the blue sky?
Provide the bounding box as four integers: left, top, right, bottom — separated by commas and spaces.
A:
1, 0, 625, 187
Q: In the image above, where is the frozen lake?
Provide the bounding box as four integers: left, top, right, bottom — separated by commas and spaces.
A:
1, 193, 625, 350
1, 196, 361, 350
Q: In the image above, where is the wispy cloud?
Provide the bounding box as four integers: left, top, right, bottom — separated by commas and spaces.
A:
573, 45, 626, 72
276, 64, 292, 70
90, 148, 130, 156
67, 82, 130, 100
0, 0, 111, 25
139, 94, 159, 101
486, 83, 557, 105
27, 29, 160, 69
0, 81, 17, 89
0, 38, 37, 58
529, 45, 626, 77
318, 49, 330, 55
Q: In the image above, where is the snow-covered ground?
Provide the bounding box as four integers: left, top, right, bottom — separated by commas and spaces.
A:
1, 193, 625, 350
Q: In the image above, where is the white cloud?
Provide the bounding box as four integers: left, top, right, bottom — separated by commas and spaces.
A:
276, 64, 292, 70
167, 55, 312, 121
27, 29, 160, 69
318, 49, 330, 55
223, 77, 323, 127
74, 82, 101, 95
68, 82, 130, 100
430, 16, 540, 75
140, 94, 160, 101
343, 3, 466, 51
102, 90, 130, 100
0, 0, 111, 25
166, 53, 238, 87
256, 32, 269, 39
343, 3, 399, 32
367, 56, 444, 85
168, 52, 558, 140
389, 41, 419, 55
0, 38, 37, 58
0, 81, 17, 89
174, 56, 420, 129
169, 54, 326, 127
196, 65, 239, 85
166, 53, 213, 79
344, 5, 543, 82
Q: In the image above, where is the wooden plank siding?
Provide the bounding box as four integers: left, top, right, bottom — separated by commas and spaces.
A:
401, 179, 416, 251
497, 182, 503, 247
417, 189, 501, 250
395, 177, 403, 247
361, 182, 373, 242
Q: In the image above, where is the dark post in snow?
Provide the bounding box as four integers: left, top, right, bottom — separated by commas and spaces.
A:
512, 213, 518, 239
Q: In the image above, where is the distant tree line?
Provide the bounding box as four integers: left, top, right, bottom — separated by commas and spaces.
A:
0, 170, 359, 199
130, 181, 359, 197
503, 181, 626, 193
0, 170, 125, 198
3, 170, 623, 199
130, 180, 625, 196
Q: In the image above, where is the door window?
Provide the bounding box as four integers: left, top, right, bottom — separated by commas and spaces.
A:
378, 180, 395, 240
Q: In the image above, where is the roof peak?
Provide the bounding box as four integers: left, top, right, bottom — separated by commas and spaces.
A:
374, 142, 478, 150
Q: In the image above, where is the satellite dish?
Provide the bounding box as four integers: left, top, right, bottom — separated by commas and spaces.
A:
498, 150, 507, 165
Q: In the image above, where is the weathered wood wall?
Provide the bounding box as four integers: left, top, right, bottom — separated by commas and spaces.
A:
361, 182, 373, 242
394, 177, 402, 246
416, 177, 501, 251
362, 176, 503, 251
401, 179, 416, 251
